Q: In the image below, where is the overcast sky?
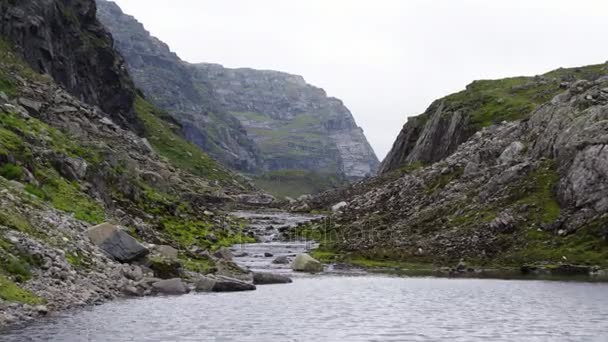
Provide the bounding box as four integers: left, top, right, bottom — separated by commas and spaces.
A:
111, 0, 608, 159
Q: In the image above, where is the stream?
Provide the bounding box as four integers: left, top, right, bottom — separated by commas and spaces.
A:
2, 210, 608, 341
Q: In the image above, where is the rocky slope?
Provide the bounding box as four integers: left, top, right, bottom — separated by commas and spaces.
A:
95, 0, 261, 172
95, 0, 379, 196
299, 63, 608, 275
380, 65, 608, 174
0, 0, 267, 327
0, 0, 139, 132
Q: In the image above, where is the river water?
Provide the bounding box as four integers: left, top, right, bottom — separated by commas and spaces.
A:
2, 211, 608, 341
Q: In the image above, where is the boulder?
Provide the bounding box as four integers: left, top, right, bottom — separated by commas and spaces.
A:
215, 259, 253, 282
86, 223, 149, 262
292, 253, 323, 273
195, 275, 256, 292
155, 245, 178, 260
272, 256, 290, 264
332, 201, 348, 213
148, 257, 183, 279
253, 272, 292, 285
213, 247, 233, 260
152, 278, 189, 295
264, 252, 274, 257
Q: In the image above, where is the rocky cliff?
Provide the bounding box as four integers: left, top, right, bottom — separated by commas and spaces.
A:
380, 65, 608, 174
95, 0, 379, 196
192, 64, 379, 178
0, 0, 265, 326
0, 0, 139, 132
95, 0, 261, 171
299, 63, 608, 274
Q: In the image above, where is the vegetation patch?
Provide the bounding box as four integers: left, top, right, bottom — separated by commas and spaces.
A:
134, 97, 233, 183
0, 274, 43, 305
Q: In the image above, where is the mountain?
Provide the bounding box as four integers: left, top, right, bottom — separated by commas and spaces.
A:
95, 0, 379, 197
0, 0, 261, 326
297, 63, 608, 274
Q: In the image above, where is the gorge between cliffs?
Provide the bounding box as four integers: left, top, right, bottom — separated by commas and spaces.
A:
0, 0, 608, 341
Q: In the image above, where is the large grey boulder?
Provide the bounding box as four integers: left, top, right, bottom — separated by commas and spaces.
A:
86, 223, 149, 262
152, 278, 190, 295
292, 253, 323, 273
253, 272, 293, 285
155, 245, 178, 260
195, 275, 256, 292
215, 259, 254, 282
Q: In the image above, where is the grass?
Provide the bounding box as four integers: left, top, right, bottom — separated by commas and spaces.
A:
253, 169, 347, 198
0, 163, 22, 180
0, 274, 44, 305
134, 96, 233, 183
25, 167, 105, 224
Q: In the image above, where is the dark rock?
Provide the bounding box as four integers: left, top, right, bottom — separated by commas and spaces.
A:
264, 252, 274, 257
0, 0, 140, 132
271, 256, 290, 264
86, 223, 149, 262
195, 275, 256, 292
151, 278, 190, 295
253, 272, 292, 285
148, 257, 182, 280
213, 247, 233, 260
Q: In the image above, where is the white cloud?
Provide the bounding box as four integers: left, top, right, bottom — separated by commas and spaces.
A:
111, 0, 608, 159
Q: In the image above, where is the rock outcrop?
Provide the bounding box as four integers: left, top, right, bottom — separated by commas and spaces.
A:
95, 0, 261, 171
95, 0, 379, 196
306, 64, 608, 270
292, 253, 323, 273
0, 0, 140, 132
380, 66, 608, 174
0, 0, 258, 327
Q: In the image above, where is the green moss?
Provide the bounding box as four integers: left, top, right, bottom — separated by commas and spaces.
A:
0, 274, 44, 305
3, 255, 32, 282
65, 252, 87, 269
134, 97, 233, 183
0, 209, 32, 233
514, 162, 561, 223
160, 218, 254, 250
0, 163, 22, 180
25, 167, 105, 224
500, 217, 608, 267
180, 256, 215, 275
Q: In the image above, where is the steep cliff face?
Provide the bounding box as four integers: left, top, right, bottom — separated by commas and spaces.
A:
96, 0, 261, 171
0, 0, 139, 132
0, 0, 264, 325
193, 63, 379, 178
95, 0, 379, 187
380, 65, 608, 174
301, 62, 608, 272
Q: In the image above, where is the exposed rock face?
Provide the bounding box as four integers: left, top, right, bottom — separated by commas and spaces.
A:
95, 0, 378, 181
193, 64, 379, 178
380, 66, 608, 174
308, 67, 608, 267
0, 0, 139, 132
95, 0, 261, 171
86, 223, 149, 262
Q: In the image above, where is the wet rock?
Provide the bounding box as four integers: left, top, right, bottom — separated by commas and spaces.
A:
292, 253, 323, 273
264, 252, 274, 257
148, 257, 182, 280
215, 259, 253, 282
195, 275, 256, 292
213, 247, 233, 260
272, 256, 290, 264
151, 278, 189, 295
252, 272, 292, 285
86, 223, 149, 263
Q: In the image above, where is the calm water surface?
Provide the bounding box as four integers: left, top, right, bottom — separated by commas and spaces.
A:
2, 275, 608, 342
